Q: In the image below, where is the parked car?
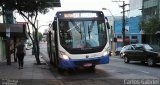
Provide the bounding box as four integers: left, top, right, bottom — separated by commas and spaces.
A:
120, 45, 132, 58
25, 43, 33, 50
115, 47, 122, 56
122, 44, 160, 66
150, 44, 160, 52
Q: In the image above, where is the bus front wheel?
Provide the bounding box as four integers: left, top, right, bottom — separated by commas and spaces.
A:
53, 53, 58, 67
88, 65, 95, 72
49, 52, 53, 64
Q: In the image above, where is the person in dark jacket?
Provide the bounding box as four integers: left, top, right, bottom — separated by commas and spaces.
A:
16, 40, 26, 69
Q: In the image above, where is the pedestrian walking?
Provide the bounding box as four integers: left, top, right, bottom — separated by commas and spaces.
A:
16, 40, 26, 69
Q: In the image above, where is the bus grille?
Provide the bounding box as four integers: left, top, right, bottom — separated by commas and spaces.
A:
74, 59, 100, 66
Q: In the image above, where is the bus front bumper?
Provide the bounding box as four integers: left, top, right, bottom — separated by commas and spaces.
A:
58, 55, 109, 69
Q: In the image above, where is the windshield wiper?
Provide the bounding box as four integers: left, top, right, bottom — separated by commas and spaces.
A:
67, 23, 80, 32
68, 20, 81, 32
68, 20, 82, 39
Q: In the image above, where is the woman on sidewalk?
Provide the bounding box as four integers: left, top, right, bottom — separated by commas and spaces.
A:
16, 40, 26, 69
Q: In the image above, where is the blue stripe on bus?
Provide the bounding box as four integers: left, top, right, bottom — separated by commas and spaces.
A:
58, 55, 110, 69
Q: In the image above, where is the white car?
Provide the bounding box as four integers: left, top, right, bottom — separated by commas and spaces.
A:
120, 45, 131, 58
25, 43, 33, 50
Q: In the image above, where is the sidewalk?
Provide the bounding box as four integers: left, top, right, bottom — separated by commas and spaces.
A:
0, 50, 62, 85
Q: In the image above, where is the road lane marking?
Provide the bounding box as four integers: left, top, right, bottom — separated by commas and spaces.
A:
110, 57, 122, 60
139, 70, 150, 74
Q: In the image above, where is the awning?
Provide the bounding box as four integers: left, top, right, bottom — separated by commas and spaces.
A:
117, 38, 123, 42
0, 23, 28, 38
117, 38, 130, 42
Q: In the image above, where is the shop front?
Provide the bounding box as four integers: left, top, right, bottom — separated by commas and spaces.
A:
0, 23, 28, 64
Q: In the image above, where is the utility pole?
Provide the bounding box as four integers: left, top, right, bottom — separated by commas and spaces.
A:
113, 0, 129, 46
121, 1, 127, 46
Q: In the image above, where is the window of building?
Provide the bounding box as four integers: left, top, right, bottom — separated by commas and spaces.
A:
132, 36, 137, 39
144, 0, 149, 2
117, 36, 122, 38
125, 36, 129, 38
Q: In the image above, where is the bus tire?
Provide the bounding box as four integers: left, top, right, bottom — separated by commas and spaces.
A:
58, 67, 66, 73
49, 51, 53, 64
89, 65, 95, 72
147, 57, 155, 67
124, 56, 130, 63
53, 53, 57, 67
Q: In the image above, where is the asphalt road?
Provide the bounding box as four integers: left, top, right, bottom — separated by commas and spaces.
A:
39, 42, 160, 85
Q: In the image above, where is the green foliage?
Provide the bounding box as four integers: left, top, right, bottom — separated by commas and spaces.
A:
38, 32, 43, 41
0, 0, 60, 64
1, 0, 58, 14
139, 16, 160, 34
33, 32, 43, 41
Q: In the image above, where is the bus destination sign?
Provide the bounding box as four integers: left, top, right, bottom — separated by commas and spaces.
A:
63, 13, 98, 18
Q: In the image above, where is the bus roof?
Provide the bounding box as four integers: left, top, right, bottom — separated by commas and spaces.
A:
56, 10, 103, 13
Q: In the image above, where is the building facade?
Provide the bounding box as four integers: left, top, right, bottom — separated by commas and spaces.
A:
0, 9, 18, 62
142, 0, 160, 46
142, 0, 160, 20
114, 0, 143, 48
114, 16, 142, 48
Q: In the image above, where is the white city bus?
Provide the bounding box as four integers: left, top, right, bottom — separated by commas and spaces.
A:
47, 10, 111, 71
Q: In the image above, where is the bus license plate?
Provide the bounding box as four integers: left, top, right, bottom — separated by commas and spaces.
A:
83, 63, 92, 67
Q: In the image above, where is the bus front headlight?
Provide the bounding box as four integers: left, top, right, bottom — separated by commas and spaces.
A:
60, 51, 69, 60
103, 51, 112, 56
103, 51, 109, 56
62, 54, 69, 60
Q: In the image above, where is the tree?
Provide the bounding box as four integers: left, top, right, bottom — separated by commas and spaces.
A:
139, 16, 160, 34
139, 16, 160, 44
38, 32, 43, 41
1, 0, 60, 64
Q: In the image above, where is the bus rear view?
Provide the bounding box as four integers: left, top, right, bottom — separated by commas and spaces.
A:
47, 10, 110, 71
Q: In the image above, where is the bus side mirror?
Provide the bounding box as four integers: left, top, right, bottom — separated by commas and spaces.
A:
114, 37, 117, 42
52, 21, 57, 30
106, 22, 110, 29
49, 23, 52, 29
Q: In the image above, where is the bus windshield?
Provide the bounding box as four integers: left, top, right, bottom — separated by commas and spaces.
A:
59, 19, 107, 52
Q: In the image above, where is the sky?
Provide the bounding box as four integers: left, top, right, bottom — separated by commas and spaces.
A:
16, 0, 129, 33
